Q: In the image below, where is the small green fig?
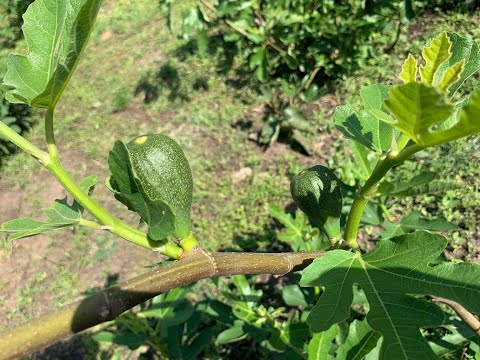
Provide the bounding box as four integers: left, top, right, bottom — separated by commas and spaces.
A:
127, 134, 193, 239
108, 133, 193, 241
290, 165, 342, 238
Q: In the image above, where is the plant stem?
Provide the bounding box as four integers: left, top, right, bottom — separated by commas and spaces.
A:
0, 121, 49, 164
42, 109, 183, 258
305, 66, 321, 90
53, 161, 181, 257
344, 143, 424, 249
0, 248, 325, 359
45, 156, 182, 258
379, 202, 394, 222
180, 233, 199, 251
78, 218, 102, 229
45, 107, 59, 159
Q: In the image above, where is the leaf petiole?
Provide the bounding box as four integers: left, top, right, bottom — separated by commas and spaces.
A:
45, 107, 59, 159
39, 106, 183, 258
344, 143, 424, 249
0, 120, 49, 164
78, 218, 103, 229
45, 157, 183, 258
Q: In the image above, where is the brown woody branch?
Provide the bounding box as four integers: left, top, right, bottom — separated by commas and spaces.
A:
430, 296, 480, 339
0, 249, 324, 360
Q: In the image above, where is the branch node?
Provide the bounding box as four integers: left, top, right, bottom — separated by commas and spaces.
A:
199, 248, 218, 276
274, 255, 293, 278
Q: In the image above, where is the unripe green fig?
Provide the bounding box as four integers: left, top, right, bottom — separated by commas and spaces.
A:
127, 134, 193, 239
290, 165, 342, 238
108, 134, 193, 241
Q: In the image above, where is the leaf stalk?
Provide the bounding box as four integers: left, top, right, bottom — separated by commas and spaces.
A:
344, 143, 424, 249
0, 121, 49, 164
44, 156, 183, 258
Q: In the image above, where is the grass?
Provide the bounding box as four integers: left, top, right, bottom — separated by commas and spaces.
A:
11, 271, 48, 322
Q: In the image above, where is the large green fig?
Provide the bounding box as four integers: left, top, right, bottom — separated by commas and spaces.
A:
108, 134, 193, 241
290, 165, 342, 238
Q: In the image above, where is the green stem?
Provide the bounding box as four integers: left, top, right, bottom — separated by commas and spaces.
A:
180, 233, 199, 251
344, 143, 424, 249
78, 219, 102, 229
42, 109, 183, 258
46, 160, 145, 246
0, 121, 49, 164
379, 202, 394, 222
45, 107, 59, 159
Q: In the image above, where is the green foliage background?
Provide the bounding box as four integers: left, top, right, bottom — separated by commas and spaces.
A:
0, 0, 479, 359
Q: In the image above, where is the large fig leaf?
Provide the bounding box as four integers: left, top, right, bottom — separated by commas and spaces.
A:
107, 140, 175, 241
301, 231, 480, 360
3, 0, 103, 107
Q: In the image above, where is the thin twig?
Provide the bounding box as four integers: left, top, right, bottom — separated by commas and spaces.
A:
0, 248, 324, 360
385, 16, 403, 53
305, 66, 321, 90
431, 296, 480, 339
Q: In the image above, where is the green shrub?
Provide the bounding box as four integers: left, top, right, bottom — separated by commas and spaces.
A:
0, 90, 33, 158
0, 0, 34, 48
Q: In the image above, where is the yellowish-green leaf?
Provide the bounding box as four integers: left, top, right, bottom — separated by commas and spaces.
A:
383, 82, 454, 146
437, 88, 480, 144
434, 33, 480, 96
308, 325, 338, 360
399, 54, 417, 83
420, 32, 451, 85
438, 60, 464, 92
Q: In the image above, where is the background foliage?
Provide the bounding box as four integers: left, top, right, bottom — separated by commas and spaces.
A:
0, 0, 479, 359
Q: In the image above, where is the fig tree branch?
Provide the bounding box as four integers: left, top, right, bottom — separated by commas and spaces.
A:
430, 296, 480, 339
0, 248, 325, 360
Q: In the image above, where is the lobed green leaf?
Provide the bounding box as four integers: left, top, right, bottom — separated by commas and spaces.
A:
1, 176, 97, 240
380, 211, 456, 239
435, 33, 480, 96
301, 231, 480, 359
383, 82, 454, 146
334, 84, 395, 153
420, 32, 451, 85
